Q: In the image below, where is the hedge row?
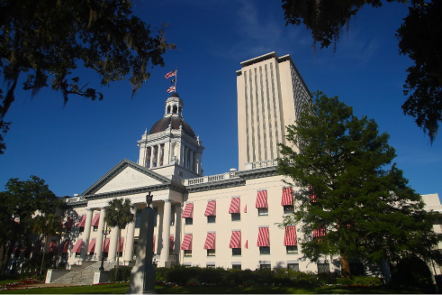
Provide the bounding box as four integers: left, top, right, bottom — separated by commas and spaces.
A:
110, 265, 384, 287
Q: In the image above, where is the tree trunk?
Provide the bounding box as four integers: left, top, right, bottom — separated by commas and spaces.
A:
115, 230, 120, 282
39, 237, 47, 276
341, 254, 351, 279
0, 243, 4, 274
1, 244, 11, 274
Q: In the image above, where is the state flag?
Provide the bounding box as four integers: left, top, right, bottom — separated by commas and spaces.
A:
167, 85, 176, 93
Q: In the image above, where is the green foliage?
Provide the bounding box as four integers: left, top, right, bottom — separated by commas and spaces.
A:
282, 0, 442, 142
397, 0, 442, 143
0, 175, 60, 273
278, 91, 442, 271
109, 266, 132, 282
351, 275, 383, 286
391, 256, 434, 291
0, 0, 175, 153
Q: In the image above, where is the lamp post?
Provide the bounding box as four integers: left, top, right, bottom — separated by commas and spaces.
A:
99, 225, 111, 271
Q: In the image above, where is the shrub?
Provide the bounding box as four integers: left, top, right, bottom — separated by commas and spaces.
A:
391, 256, 434, 291
352, 275, 383, 286
109, 266, 132, 282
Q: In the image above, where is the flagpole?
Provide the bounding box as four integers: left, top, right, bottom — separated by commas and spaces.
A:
175, 67, 178, 93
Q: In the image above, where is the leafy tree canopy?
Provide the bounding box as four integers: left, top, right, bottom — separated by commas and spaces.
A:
0, 175, 60, 273
0, 0, 175, 153
278, 91, 442, 277
281, 0, 442, 142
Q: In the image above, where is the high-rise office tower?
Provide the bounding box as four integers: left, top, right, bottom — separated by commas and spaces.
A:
236, 52, 311, 171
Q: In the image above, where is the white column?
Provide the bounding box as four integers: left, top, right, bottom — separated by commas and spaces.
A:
124, 206, 137, 265
159, 200, 171, 268
95, 208, 106, 260
81, 208, 94, 261
108, 226, 119, 262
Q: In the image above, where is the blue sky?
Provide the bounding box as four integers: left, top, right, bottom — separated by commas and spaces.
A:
1, 0, 441, 199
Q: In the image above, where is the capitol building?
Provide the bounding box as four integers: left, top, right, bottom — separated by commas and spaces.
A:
45, 52, 442, 278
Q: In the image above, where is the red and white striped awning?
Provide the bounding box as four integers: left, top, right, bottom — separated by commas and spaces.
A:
255, 190, 268, 208
313, 226, 326, 238
169, 235, 174, 252
76, 215, 86, 227
203, 232, 216, 250
102, 238, 110, 252
118, 237, 124, 252
91, 214, 100, 227
181, 234, 193, 250
48, 240, 58, 253
229, 231, 241, 248
72, 239, 83, 253
63, 217, 73, 229
245, 240, 248, 249
61, 240, 69, 253
244, 204, 247, 213
228, 197, 240, 214
204, 200, 216, 216
87, 239, 96, 253
182, 203, 194, 218
281, 187, 293, 206
257, 227, 270, 247
283, 226, 297, 246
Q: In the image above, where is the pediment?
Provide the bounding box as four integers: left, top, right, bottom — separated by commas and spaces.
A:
82, 159, 171, 196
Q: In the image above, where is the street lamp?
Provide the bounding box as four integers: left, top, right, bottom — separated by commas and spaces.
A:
99, 225, 111, 271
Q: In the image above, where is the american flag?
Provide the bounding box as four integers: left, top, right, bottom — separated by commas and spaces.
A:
165, 70, 176, 79
167, 85, 176, 93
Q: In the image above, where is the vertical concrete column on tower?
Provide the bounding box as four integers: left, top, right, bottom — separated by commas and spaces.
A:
81, 208, 94, 261
95, 208, 106, 260
108, 226, 119, 263
164, 140, 170, 166
159, 200, 171, 268
124, 206, 137, 265
181, 144, 185, 167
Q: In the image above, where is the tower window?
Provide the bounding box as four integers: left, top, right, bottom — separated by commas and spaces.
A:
173, 105, 177, 114
167, 106, 171, 114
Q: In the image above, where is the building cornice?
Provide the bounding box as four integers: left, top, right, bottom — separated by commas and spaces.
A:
236, 166, 279, 180
186, 177, 245, 193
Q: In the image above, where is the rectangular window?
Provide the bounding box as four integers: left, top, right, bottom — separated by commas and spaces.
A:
79, 227, 84, 233
259, 247, 270, 255
231, 213, 241, 221
286, 246, 298, 254
232, 264, 241, 270
207, 249, 215, 256
184, 250, 192, 257
93, 226, 98, 231
260, 264, 271, 269
283, 205, 294, 213
207, 216, 216, 223
207, 264, 215, 268
133, 239, 139, 257
318, 262, 330, 274
75, 252, 81, 258
232, 248, 241, 256
288, 263, 299, 271
185, 218, 193, 225
258, 208, 268, 216
170, 205, 175, 226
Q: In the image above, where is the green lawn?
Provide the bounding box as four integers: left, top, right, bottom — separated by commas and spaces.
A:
0, 282, 425, 294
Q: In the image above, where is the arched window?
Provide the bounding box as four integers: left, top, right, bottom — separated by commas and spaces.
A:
167, 106, 171, 114
172, 105, 177, 114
